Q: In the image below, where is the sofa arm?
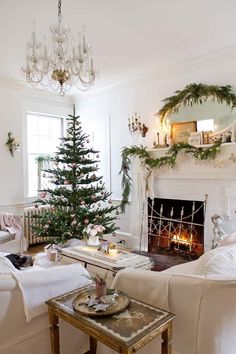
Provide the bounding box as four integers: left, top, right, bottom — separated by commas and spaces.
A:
112, 269, 171, 310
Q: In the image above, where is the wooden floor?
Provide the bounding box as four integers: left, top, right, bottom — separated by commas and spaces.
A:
25, 243, 47, 256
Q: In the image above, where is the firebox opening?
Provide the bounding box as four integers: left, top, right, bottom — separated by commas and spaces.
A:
148, 197, 205, 259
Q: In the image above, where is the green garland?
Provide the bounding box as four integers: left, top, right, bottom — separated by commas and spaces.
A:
157, 83, 236, 123
119, 141, 222, 213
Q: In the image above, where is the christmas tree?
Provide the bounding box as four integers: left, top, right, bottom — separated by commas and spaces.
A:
33, 108, 119, 244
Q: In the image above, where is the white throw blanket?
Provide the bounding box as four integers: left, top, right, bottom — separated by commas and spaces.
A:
0, 213, 22, 241
12, 263, 92, 322
112, 268, 171, 311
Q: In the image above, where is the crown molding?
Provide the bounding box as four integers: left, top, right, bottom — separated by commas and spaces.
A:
0, 76, 25, 91
0, 75, 74, 106
22, 86, 73, 107
77, 43, 236, 101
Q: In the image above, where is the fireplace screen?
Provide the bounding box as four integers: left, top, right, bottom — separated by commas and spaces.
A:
148, 197, 206, 258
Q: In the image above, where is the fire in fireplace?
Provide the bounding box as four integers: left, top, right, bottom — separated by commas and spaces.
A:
148, 197, 206, 259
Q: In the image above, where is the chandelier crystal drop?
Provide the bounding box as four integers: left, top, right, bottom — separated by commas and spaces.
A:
22, 0, 97, 96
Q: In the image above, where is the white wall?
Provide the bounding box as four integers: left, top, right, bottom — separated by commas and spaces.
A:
75, 57, 236, 240
0, 84, 72, 214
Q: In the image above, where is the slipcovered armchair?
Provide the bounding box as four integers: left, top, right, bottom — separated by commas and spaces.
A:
98, 243, 236, 354
0, 254, 92, 354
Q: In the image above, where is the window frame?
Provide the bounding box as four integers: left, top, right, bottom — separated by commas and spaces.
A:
25, 111, 66, 199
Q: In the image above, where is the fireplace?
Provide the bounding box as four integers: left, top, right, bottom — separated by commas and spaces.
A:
129, 144, 236, 255
148, 197, 205, 259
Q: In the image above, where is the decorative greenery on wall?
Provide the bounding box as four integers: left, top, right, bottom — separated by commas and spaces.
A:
156, 83, 236, 124
119, 142, 222, 213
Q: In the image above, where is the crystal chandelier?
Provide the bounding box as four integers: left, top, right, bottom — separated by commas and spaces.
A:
22, 0, 97, 96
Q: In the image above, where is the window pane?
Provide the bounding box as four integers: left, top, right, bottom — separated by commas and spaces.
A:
27, 114, 63, 197
50, 137, 60, 153
50, 118, 62, 137
27, 115, 38, 136
38, 117, 50, 136
38, 136, 51, 154
28, 134, 39, 154
28, 174, 38, 197
28, 155, 38, 175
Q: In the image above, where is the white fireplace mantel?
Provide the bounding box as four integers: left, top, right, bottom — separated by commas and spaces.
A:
130, 143, 236, 252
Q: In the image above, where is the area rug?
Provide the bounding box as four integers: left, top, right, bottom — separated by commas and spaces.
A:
133, 251, 190, 272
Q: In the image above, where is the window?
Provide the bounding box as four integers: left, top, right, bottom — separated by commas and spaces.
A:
27, 113, 63, 197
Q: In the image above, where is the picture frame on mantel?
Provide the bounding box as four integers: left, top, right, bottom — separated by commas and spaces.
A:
171, 121, 197, 144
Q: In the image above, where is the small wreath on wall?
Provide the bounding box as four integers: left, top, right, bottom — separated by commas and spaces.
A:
155, 83, 236, 127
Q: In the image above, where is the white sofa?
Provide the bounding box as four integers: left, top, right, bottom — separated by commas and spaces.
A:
99, 242, 236, 354
0, 254, 91, 354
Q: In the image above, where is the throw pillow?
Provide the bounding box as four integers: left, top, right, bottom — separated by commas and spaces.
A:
198, 245, 236, 275
0, 254, 18, 273
217, 233, 236, 247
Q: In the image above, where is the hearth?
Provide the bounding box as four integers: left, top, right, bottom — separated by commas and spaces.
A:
148, 197, 206, 259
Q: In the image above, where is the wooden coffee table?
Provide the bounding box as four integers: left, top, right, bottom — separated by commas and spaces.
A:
46, 285, 175, 354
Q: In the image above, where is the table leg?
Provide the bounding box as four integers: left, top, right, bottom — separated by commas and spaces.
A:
89, 336, 97, 354
48, 308, 60, 354
161, 322, 173, 354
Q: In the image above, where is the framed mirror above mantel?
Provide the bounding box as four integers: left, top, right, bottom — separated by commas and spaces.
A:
155, 83, 236, 147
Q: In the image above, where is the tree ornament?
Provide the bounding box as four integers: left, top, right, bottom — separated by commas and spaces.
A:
112, 232, 116, 237
44, 224, 49, 229
71, 220, 77, 226
35, 204, 39, 208
84, 218, 89, 224
80, 200, 85, 205
87, 139, 90, 143
108, 199, 112, 204
42, 173, 46, 178
91, 195, 96, 200
64, 179, 69, 185
72, 163, 77, 168
91, 174, 96, 180
98, 203, 101, 207
96, 154, 99, 158
40, 192, 46, 198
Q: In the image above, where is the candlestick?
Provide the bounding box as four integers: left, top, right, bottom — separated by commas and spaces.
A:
128, 112, 148, 137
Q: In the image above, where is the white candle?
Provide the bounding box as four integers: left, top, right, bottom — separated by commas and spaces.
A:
109, 249, 118, 257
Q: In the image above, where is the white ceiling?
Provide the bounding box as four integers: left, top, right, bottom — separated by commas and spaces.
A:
1, 0, 236, 96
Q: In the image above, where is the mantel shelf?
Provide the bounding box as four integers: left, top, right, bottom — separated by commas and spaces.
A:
148, 142, 236, 153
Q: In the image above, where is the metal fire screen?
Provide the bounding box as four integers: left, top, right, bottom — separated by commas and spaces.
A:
148, 196, 207, 258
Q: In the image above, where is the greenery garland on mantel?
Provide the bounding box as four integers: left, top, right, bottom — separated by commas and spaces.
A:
119, 142, 222, 213
156, 83, 236, 124
120, 83, 236, 213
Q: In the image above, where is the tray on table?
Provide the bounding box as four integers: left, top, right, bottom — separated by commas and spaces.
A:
72, 288, 130, 317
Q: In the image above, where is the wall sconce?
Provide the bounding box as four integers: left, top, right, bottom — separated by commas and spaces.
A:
5, 131, 20, 157
128, 112, 148, 137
